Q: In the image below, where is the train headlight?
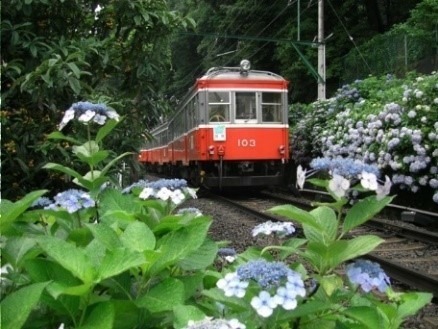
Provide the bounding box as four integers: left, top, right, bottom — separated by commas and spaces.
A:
240, 59, 251, 75
279, 145, 285, 155
208, 145, 215, 155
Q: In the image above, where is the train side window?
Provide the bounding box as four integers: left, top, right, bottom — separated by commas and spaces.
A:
236, 92, 256, 121
262, 92, 282, 122
208, 92, 230, 122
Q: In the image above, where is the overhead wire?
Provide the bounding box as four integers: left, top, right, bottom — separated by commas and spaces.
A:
325, 0, 372, 73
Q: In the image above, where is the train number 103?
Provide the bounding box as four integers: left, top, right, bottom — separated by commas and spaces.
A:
237, 138, 256, 147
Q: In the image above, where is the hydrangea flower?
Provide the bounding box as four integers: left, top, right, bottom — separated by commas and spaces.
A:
177, 207, 203, 217
216, 273, 248, 298
184, 317, 246, 329
250, 290, 277, 317
44, 189, 95, 213
346, 259, 390, 293
58, 101, 120, 130
252, 221, 295, 238
328, 174, 350, 198
360, 171, 378, 191
217, 248, 237, 263
296, 165, 306, 189
31, 196, 53, 208
134, 179, 198, 205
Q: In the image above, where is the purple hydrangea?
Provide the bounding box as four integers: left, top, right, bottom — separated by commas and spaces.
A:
45, 189, 95, 213
346, 259, 390, 293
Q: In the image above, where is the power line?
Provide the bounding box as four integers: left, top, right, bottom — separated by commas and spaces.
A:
326, 0, 372, 73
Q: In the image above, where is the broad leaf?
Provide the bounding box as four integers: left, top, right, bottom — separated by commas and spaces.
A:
396, 292, 433, 319
343, 195, 393, 233
1, 282, 49, 329
47, 131, 81, 145
98, 247, 146, 281
86, 222, 122, 251
136, 278, 185, 312
268, 204, 322, 230
330, 235, 384, 267
178, 238, 217, 270
78, 302, 114, 329
96, 119, 120, 143
120, 221, 156, 252
0, 190, 47, 234
37, 236, 96, 283
344, 306, 386, 329
173, 305, 206, 329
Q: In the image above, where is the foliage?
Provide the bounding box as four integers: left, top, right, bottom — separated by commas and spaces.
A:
1, 0, 195, 200
1, 102, 432, 329
289, 71, 438, 207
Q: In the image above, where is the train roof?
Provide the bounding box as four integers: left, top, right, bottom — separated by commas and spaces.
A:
195, 60, 289, 90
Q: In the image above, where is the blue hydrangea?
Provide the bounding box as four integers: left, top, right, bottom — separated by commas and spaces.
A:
45, 189, 95, 213
58, 101, 120, 130
346, 259, 390, 293
31, 196, 53, 208
122, 179, 150, 194
310, 157, 380, 179
236, 259, 295, 289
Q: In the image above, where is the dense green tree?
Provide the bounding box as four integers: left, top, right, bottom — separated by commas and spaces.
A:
1, 0, 195, 199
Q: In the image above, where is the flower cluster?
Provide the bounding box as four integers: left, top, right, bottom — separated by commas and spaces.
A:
42, 189, 95, 213
217, 259, 305, 317
299, 157, 392, 199
136, 178, 197, 205
217, 248, 237, 262
184, 317, 246, 329
58, 101, 120, 130
177, 207, 203, 217
252, 221, 295, 238
346, 259, 390, 293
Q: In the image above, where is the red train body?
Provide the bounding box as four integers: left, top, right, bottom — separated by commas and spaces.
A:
138, 60, 290, 188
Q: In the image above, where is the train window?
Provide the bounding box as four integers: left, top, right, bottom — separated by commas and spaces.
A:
208, 92, 230, 122
261, 92, 282, 122
236, 92, 256, 121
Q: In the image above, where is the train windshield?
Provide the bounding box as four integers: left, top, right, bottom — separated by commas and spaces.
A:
236, 92, 256, 121
261, 92, 282, 122
208, 92, 230, 123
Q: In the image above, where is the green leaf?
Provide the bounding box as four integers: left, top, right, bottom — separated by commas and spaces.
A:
136, 278, 185, 312
78, 302, 114, 329
86, 222, 122, 251
396, 292, 433, 319
330, 235, 384, 267
1, 282, 49, 329
98, 247, 146, 281
46, 131, 81, 145
0, 190, 48, 234
343, 195, 393, 233
68, 76, 81, 94
120, 221, 156, 252
303, 206, 338, 244
178, 238, 217, 270
72, 141, 109, 166
96, 119, 120, 143
173, 305, 206, 329
67, 62, 81, 79
37, 236, 96, 283
47, 282, 93, 299
3, 236, 37, 267
344, 306, 386, 329
43, 163, 88, 187
150, 220, 211, 274
307, 178, 329, 188
268, 204, 322, 230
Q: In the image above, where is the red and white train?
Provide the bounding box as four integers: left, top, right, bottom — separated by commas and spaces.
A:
138, 60, 290, 188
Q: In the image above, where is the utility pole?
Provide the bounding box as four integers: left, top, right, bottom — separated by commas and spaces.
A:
317, 0, 326, 100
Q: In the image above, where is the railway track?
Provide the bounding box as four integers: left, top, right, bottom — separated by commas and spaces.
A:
194, 189, 438, 327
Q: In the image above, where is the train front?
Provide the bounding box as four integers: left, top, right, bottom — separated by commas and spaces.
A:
195, 60, 290, 188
